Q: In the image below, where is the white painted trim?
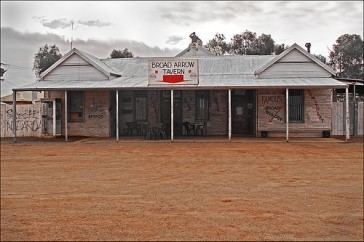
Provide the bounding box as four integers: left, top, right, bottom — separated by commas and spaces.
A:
254, 43, 336, 76
65, 90, 68, 142
345, 87, 350, 141
286, 88, 289, 142
52, 100, 56, 136
13, 91, 16, 143
171, 89, 174, 141
116, 90, 119, 141
228, 89, 231, 141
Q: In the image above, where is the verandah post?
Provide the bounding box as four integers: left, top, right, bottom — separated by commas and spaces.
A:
345, 87, 350, 141
52, 100, 56, 136
65, 90, 68, 142
228, 89, 231, 141
116, 90, 119, 141
171, 89, 174, 141
286, 88, 289, 142
12, 90, 16, 143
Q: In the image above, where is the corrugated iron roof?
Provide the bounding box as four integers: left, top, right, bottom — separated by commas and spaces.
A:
13, 77, 346, 91
101, 55, 275, 77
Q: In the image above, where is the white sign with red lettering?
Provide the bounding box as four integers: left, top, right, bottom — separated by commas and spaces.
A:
148, 59, 199, 85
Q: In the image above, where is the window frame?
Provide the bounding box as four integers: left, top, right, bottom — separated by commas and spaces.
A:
134, 91, 148, 121
68, 91, 85, 122
288, 89, 305, 123
195, 91, 210, 122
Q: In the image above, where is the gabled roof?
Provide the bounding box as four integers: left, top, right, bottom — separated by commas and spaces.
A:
254, 43, 336, 76
39, 48, 121, 80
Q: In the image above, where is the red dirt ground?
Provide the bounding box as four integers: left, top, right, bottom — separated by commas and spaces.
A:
1, 138, 363, 241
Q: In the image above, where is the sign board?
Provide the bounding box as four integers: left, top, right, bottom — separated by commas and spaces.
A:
148, 59, 198, 85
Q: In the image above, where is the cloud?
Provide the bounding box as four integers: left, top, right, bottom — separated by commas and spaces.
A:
166, 35, 183, 45
0, 27, 181, 96
33, 17, 111, 29
160, 2, 263, 26
78, 20, 111, 27
33, 17, 72, 29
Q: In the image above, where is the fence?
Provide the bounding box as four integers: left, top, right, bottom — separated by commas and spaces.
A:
332, 101, 363, 136
0, 102, 43, 137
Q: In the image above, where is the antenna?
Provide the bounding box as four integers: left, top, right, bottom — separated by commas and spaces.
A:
71, 20, 74, 50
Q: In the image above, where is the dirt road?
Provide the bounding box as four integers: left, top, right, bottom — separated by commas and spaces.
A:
1, 140, 363, 241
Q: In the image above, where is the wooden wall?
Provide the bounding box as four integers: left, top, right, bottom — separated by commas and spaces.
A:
1, 102, 42, 137
259, 49, 332, 78
43, 54, 109, 81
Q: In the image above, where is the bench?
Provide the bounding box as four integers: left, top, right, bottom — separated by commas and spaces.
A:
260, 129, 331, 138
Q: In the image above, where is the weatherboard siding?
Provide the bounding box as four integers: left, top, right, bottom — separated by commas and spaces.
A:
43, 53, 109, 81
259, 49, 332, 78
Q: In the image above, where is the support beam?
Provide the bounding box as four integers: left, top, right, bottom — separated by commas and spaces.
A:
65, 90, 68, 142
171, 89, 174, 141
353, 83, 356, 136
12, 91, 16, 143
52, 100, 56, 136
116, 90, 119, 141
228, 89, 232, 141
286, 88, 289, 142
345, 87, 350, 141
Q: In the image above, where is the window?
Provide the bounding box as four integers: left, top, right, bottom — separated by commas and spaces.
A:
289, 89, 304, 122
195, 91, 209, 121
68, 91, 84, 122
135, 93, 147, 121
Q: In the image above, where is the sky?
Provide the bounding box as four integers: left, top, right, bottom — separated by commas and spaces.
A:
1, 1, 363, 96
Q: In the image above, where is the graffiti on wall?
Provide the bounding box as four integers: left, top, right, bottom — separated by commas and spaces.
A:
2, 107, 41, 133
307, 90, 324, 123
261, 95, 284, 122
88, 97, 104, 119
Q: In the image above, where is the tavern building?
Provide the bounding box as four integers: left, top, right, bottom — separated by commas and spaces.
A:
12, 33, 349, 141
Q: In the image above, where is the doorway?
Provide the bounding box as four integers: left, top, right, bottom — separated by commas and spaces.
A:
232, 90, 256, 136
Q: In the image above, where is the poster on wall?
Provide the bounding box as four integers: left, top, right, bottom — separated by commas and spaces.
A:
148, 59, 199, 85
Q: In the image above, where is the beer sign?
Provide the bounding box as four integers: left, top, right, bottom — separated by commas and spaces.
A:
148, 59, 198, 85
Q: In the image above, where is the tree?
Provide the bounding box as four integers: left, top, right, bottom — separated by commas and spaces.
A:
33, 44, 62, 76
274, 44, 287, 55
256, 34, 275, 55
228, 30, 285, 55
313, 54, 327, 64
329, 34, 363, 78
230, 30, 260, 55
110, 48, 133, 58
205, 33, 230, 56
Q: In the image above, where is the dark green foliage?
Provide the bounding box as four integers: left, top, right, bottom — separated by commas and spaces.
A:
206, 30, 286, 56
314, 54, 327, 64
110, 48, 134, 58
33, 44, 62, 76
329, 34, 363, 78
205, 33, 229, 56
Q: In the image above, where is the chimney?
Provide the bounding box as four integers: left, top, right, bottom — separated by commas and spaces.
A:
305, 42, 311, 53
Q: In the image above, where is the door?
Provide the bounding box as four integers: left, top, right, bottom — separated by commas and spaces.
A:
232, 90, 256, 135
160, 90, 183, 136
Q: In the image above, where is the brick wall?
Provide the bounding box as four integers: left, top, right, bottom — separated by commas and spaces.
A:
206, 90, 228, 135
181, 90, 227, 136
47, 90, 111, 137
257, 88, 332, 137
